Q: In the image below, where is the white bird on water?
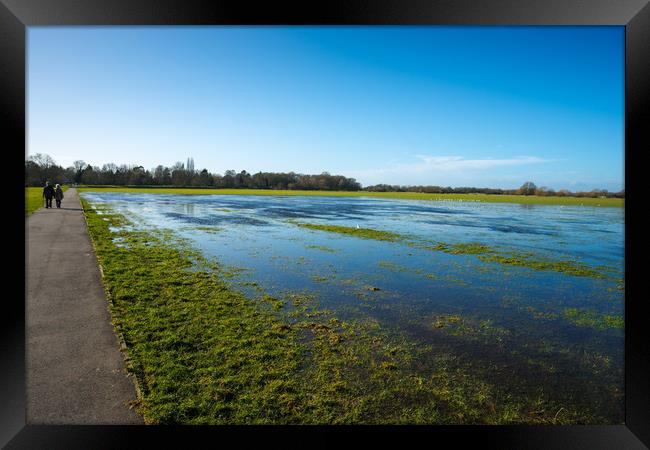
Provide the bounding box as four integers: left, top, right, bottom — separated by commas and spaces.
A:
356, 224, 360, 229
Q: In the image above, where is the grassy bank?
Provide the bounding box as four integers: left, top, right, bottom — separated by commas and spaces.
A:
25, 185, 70, 216
77, 186, 624, 208
80, 199, 602, 424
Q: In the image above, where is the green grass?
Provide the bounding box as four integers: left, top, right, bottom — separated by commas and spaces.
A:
295, 223, 403, 242
563, 308, 624, 330
77, 186, 624, 208
25, 188, 43, 215
292, 222, 610, 279
80, 198, 599, 424
424, 242, 493, 255
476, 254, 605, 279
430, 315, 512, 343
25, 185, 70, 216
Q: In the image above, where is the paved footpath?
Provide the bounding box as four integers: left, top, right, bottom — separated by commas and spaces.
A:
26, 188, 142, 424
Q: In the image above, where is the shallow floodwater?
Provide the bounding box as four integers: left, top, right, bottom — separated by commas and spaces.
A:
82, 192, 625, 421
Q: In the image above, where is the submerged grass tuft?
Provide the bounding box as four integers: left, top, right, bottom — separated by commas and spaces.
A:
563, 308, 624, 330
477, 254, 604, 279
294, 222, 404, 242
294, 221, 611, 280
305, 244, 338, 253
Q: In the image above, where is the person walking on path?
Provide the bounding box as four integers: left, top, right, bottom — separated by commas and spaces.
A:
54, 183, 64, 208
26, 187, 143, 424
43, 181, 55, 209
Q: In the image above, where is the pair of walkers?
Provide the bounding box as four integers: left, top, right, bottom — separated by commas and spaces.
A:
43, 181, 64, 209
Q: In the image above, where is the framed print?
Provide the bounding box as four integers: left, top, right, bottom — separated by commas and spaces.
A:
3, 0, 649, 448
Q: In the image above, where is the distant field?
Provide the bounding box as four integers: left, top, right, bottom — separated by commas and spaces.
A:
77, 186, 624, 208
25, 186, 69, 216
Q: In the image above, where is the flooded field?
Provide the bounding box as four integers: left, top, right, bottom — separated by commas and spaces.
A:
81, 192, 625, 423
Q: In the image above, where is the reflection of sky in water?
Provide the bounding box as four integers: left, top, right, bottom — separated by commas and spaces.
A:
81, 192, 624, 305
82, 192, 625, 417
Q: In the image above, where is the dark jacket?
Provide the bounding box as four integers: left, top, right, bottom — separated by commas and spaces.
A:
54, 188, 64, 200
43, 185, 55, 199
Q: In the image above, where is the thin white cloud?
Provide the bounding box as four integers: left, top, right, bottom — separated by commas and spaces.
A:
350, 155, 551, 178
341, 154, 557, 187
413, 155, 548, 171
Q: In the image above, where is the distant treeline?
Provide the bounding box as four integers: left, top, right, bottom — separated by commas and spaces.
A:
364, 182, 624, 199
25, 155, 361, 191
25, 154, 623, 198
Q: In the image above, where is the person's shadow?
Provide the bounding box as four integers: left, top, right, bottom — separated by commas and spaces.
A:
58, 207, 83, 211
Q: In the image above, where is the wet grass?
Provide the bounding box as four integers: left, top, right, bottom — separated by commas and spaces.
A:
294, 222, 403, 242
304, 244, 338, 253
432, 314, 463, 329
405, 309, 623, 419
377, 260, 470, 287
431, 315, 511, 341
404, 309, 622, 423
310, 275, 331, 284
476, 254, 604, 279
502, 298, 623, 333
77, 186, 624, 207
191, 226, 222, 234
563, 308, 624, 330
80, 198, 603, 424
294, 221, 611, 280
423, 242, 492, 255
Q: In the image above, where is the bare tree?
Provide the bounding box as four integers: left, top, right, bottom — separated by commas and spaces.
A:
30, 153, 56, 169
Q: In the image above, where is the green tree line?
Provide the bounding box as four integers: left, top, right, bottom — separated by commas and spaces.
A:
25, 154, 623, 198
364, 181, 623, 198
25, 155, 362, 191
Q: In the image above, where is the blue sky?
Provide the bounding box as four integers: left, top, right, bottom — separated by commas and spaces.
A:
28, 26, 624, 191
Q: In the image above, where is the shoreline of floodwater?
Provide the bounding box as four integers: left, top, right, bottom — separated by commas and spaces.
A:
79, 197, 619, 424
77, 186, 624, 208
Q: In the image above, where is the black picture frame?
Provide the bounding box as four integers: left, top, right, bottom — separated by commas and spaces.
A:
3, 0, 648, 448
